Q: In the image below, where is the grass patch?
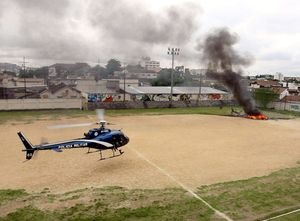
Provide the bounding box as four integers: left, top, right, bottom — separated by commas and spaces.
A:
0, 188, 213, 221
197, 166, 300, 220
106, 106, 239, 117
0, 110, 93, 124
1, 206, 56, 221
0, 189, 28, 205
0, 106, 297, 124
261, 207, 300, 221
0, 107, 240, 124
1, 166, 300, 220
271, 211, 300, 221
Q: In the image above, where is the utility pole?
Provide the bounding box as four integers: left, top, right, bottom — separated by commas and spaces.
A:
123, 63, 126, 102
167, 47, 180, 107
21, 57, 29, 99
197, 73, 202, 105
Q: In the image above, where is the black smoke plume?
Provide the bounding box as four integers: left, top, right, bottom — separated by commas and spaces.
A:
200, 28, 260, 115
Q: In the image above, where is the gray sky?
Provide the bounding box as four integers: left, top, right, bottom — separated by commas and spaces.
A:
0, 0, 299, 75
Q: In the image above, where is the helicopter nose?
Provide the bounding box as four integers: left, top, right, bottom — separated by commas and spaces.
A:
124, 135, 129, 144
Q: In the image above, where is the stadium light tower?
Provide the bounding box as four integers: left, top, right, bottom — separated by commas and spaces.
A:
167, 47, 180, 106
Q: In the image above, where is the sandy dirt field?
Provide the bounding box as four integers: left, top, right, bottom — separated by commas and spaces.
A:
0, 114, 300, 193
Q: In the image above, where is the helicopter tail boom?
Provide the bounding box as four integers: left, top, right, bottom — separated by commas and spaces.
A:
17, 132, 36, 160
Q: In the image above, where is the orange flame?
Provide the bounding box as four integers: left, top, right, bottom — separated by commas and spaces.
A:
246, 113, 268, 120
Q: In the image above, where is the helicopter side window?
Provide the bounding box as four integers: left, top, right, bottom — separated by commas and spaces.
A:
84, 131, 94, 138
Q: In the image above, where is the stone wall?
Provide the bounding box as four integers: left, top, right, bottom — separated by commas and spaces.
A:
0, 99, 82, 110
272, 101, 300, 112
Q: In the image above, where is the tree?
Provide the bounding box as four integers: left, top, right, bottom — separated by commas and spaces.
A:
106, 59, 121, 76
92, 65, 108, 81
151, 68, 184, 86
19, 69, 33, 78
253, 88, 279, 108
32, 67, 49, 79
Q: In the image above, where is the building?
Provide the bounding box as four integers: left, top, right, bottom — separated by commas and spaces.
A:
271, 87, 289, 100
250, 80, 282, 88
273, 95, 300, 112
0, 75, 47, 99
48, 66, 58, 78
144, 60, 160, 72
40, 83, 81, 99
139, 57, 161, 72
13, 77, 45, 87
274, 72, 284, 81
123, 86, 229, 101
190, 69, 207, 76
0, 63, 21, 74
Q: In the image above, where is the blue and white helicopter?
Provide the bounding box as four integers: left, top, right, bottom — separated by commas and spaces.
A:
18, 109, 129, 161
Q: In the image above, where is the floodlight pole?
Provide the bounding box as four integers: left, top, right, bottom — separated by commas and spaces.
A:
123, 63, 126, 102
22, 56, 28, 99
167, 48, 180, 107
197, 73, 202, 105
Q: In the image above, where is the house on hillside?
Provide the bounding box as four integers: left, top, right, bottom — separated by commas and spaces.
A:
40, 83, 81, 99
13, 77, 45, 87
271, 87, 289, 100
250, 80, 282, 88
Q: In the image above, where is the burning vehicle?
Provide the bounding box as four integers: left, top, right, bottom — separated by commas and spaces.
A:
200, 28, 268, 120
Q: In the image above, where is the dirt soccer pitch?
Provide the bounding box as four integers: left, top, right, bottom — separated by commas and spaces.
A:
0, 112, 300, 220
0, 114, 300, 192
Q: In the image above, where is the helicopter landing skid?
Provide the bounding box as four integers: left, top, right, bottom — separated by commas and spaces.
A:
99, 148, 124, 161
86, 148, 99, 154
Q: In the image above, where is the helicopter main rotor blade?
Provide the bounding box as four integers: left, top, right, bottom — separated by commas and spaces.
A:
47, 109, 105, 130
96, 109, 105, 122
47, 122, 94, 130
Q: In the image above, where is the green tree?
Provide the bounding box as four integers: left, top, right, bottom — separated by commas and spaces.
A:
92, 65, 108, 81
253, 88, 279, 108
19, 69, 33, 78
106, 59, 121, 76
32, 67, 49, 79
151, 68, 184, 86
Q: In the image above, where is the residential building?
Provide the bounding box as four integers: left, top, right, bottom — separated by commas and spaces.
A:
250, 80, 282, 88
139, 57, 161, 72
274, 72, 284, 81
0, 63, 21, 74
271, 87, 289, 100
40, 83, 81, 99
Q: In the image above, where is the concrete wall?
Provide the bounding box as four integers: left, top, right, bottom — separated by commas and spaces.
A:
87, 100, 236, 110
0, 99, 82, 110
273, 101, 300, 112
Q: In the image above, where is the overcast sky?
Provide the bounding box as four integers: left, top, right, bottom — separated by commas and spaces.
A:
0, 0, 299, 75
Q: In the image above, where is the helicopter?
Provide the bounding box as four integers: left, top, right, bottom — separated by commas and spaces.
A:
18, 109, 129, 161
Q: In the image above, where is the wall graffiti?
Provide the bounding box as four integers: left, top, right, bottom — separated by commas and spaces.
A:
88, 93, 122, 102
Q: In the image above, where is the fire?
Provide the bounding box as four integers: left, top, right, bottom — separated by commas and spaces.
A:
246, 113, 268, 120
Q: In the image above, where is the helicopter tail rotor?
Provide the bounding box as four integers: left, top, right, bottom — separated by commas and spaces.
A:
17, 132, 36, 160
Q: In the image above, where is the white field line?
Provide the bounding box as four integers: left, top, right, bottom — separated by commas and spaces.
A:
262, 208, 300, 221
129, 147, 233, 221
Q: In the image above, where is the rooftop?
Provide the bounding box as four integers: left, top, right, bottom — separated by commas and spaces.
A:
124, 86, 227, 95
